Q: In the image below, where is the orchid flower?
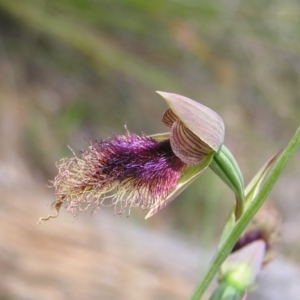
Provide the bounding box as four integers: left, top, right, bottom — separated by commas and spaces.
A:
39, 92, 232, 223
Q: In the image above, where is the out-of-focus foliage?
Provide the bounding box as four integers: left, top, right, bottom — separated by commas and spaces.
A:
0, 0, 300, 244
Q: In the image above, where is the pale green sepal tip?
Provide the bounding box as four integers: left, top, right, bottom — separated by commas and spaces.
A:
179, 151, 214, 183
210, 145, 245, 219
149, 132, 170, 141
145, 152, 214, 219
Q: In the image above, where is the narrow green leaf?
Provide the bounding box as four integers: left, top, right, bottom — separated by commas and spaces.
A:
244, 152, 281, 208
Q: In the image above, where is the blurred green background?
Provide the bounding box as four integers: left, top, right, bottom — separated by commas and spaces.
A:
0, 0, 300, 298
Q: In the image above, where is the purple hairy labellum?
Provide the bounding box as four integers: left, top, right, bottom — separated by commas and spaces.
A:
44, 133, 185, 219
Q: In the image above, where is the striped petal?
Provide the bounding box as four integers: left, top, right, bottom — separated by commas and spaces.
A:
162, 108, 178, 128
170, 120, 212, 165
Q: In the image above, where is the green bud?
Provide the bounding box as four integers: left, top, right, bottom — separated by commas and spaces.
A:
209, 282, 244, 300
219, 240, 266, 292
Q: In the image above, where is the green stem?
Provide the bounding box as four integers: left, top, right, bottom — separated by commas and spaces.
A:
210, 145, 245, 220
189, 127, 300, 300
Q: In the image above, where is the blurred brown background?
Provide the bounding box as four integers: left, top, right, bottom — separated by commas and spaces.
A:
0, 0, 300, 299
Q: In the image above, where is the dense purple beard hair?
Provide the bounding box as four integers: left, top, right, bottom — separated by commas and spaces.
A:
90, 133, 185, 198
52, 132, 186, 215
